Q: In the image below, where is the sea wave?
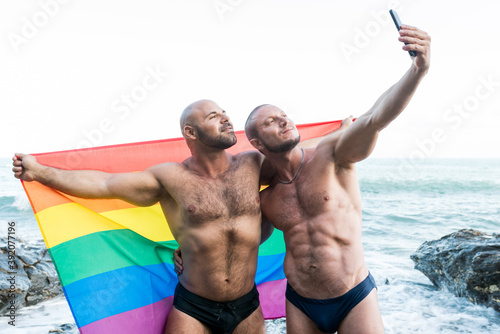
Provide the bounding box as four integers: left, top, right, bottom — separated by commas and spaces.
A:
359, 178, 500, 195
0, 192, 31, 213
357, 159, 500, 196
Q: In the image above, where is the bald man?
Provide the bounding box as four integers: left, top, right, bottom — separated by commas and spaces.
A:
13, 99, 349, 334
244, 25, 430, 334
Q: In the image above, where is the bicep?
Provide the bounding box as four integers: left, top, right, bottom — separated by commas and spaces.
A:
298, 117, 353, 149
106, 169, 163, 207
336, 114, 380, 164
321, 113, 380, 166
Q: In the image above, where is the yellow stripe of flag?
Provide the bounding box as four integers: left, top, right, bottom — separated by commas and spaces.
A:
36, 203, 173, 248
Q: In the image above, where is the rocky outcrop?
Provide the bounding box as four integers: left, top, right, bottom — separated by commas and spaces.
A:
411, 229, 500, 312
0, 237, 63, 314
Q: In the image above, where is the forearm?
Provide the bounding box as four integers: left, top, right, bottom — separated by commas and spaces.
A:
331, 65, 427, 164
35, 165, 112, 198
14, 153, 162, 205
369, 64, 427, 130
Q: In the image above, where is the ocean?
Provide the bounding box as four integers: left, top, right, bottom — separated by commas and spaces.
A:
1, 157, 499, 333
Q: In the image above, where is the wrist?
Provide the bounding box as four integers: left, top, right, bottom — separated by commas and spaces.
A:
33, 163, 51, 183
411, 63, 429, 77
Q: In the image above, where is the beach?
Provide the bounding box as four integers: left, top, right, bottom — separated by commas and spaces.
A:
1, 157, 499, 333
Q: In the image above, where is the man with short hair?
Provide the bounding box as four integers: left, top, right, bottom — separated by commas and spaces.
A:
244, 25, 430, 333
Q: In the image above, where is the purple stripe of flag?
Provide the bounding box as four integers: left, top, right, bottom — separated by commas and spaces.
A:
79, 279, 286, 334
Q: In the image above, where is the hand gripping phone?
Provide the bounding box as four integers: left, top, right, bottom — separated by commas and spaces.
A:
389, 9, 417, 57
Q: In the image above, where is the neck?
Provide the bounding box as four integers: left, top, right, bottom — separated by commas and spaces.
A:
189, 146, 232, 178
267, 147, 304, 183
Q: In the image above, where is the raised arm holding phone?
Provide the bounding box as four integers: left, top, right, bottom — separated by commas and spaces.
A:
243, 17, 431, 333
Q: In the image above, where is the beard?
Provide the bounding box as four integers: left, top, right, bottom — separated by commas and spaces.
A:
195, 125, 237, 149
259, 134, 301, 153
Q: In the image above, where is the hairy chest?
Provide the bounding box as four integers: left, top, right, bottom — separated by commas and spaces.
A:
167, 163, 261, 225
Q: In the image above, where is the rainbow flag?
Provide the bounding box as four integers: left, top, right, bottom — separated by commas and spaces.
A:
21, 120, 342, 333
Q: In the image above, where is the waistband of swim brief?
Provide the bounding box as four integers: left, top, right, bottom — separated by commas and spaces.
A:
286, 271, 376, 303
176, 282, 259, 307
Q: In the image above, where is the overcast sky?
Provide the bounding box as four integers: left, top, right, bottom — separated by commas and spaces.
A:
1, 0, 499, 159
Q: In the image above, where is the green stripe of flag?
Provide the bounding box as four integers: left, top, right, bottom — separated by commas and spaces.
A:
49, 228, 285, 287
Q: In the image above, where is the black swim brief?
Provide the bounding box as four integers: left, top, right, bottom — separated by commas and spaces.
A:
172, 282, 260, 334
286, 272, 377, 333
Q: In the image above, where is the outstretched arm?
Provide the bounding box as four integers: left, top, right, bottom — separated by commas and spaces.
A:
12, 153, 163, 207
326, 25, 431, 167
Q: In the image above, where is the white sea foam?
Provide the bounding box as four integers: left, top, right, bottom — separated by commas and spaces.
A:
0, 296, 77, 334
11, 192, 31, 212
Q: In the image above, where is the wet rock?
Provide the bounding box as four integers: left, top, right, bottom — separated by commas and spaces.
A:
0, 237, 63, 314
411, 229, 500, 312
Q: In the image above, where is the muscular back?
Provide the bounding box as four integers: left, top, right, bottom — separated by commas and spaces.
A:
155, 151, 264, 301
260, 147, 367, 299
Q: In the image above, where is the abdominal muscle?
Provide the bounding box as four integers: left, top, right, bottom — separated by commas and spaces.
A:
175, 216, 260, 302
283, 211, 368, 300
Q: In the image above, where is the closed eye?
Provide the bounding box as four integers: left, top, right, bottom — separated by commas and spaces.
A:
207, 110, 226, 120
206, 111, 218, 120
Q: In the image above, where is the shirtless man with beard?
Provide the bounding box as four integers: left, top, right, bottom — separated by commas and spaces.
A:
13, 99, 268, 334
244, 25, 430, 334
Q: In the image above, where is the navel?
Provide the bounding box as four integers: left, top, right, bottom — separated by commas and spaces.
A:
187, 205, 197, 214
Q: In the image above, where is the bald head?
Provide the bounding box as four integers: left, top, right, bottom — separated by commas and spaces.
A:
179, 99, 236, 149
180, 99, 217, 136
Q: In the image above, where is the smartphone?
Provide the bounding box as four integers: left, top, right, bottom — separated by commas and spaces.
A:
389, 9, 417, 57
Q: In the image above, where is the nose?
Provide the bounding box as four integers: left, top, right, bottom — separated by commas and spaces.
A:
221, 113, 230, 123
279, 116, 288, 127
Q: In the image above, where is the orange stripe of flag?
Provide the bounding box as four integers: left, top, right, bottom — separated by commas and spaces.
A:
24, 181, 137, 215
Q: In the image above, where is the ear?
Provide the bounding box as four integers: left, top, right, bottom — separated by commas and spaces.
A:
249, 138, 263, 151
184, 125, 197, 140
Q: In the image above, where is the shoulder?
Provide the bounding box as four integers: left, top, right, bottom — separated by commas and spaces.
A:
147, 161, 183, 172
315, 131, 342, 155
234, 150, 265, 166
145, 162, 186, 180
308, 141, 352, 172
228, 152, 264, 181
144, 162, 194, 197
